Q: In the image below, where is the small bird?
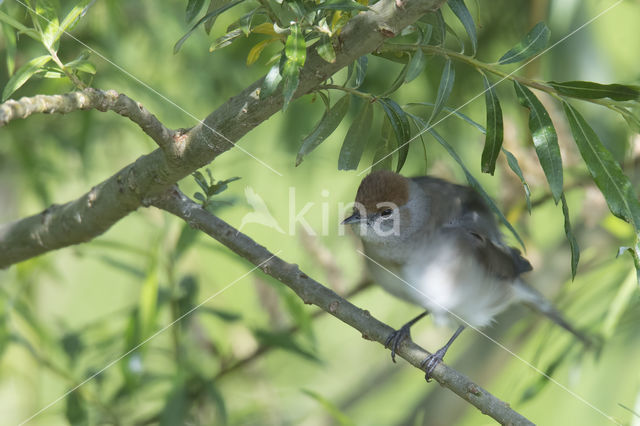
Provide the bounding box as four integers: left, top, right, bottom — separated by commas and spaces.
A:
342, 170, 590, 381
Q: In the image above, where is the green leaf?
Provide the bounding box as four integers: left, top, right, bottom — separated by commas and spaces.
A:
480, 74, 503, 175
186, 0, 206, 22
498, 22, 550, 65
174, 222, 200, 262
562, 102, 640, 231
347, 55, 367, 88
0, 10, 41, 41
313, 0, 369, 11
404, 49, 426, 83
65, 58, 96, 74
302, 389, 355, 426
285, 23, 306, 68
378, 98, 411, 172
210, 28, 243, 52
35, 0, 60, 49
428, 58, 455, 125
174, 0, 244, 53
601, 269, 637, 338
317, 35, 336, 63
260, 62, 282, 99
502, 148, 532, 214
407, 102, 486, 134
371, 117, 394, 171
65, 390, 88, 425
2, 55, 52, 101
56, 0, 93, 41
338, 100, 373, 170
2, 22, 17, 75
513, 81, 563, 202
560, 194, 580, 279
282, 59, 300, 111
426, 126, 525, 249
296, 94, 351, 166
433, 9, 446, 46
139, 263, 159, 339
253, 329, 321, 362
548, 81, 640, 102
448, 0, 477, 56
160, 381, 190, 426
205, 381, 228, 424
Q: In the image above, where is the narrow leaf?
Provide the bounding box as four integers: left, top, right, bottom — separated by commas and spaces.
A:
2, 23, 17, 75
448, 0, 477, 56
246, 38, 278, 65
210, 28, 243, 52
313, 0, 369, 11
57, 0, 93, 40
260, 62, 282, 99
426, 125, 525, 248
404, 49, 426, 83
297, 95, 351, 165
317, 35, 336, 63
348, 55, 367, 88
428, 58, 455, 124
338, 100, 373, 170
407, 102, 486, 134
514, 81, 563, 202
549, 81, 640, 102
173, 0, 244, 53
498, 22, 550, 65
282, 60, 300, 111
502, 148, 532, 214
378, 98, 411, 172
563, 101, 640, 231
2, 55, 52, 101
481, 74, 503, 175
371, 117, 394, 171
285, 23, 306, 67
186, 0, 206, 22
560, 194, 580, 279
302, 390, 355, 426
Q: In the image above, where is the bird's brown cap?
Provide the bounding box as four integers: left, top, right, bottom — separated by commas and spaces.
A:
355, 170, 410, 212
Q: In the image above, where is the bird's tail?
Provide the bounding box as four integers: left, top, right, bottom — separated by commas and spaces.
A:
513, 280, 602, 354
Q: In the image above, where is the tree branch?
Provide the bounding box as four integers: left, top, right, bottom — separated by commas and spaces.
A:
0, 0, 447, 269
151, 187, 534, 426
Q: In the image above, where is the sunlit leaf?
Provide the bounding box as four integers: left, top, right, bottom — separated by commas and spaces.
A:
139, 264, 159, 339
282, 59, 300, 111
297, 94, 351, 166
260, 62, 283, 99
210, 28, 243, 52
0, 10, 41, 41
549, 81, 640, 102
513, 81, 563, 202
338, 100, 373, 170
378, 98, 411, 172
317, 35, 336, 63
56, 0, 93, 41
246, 38, 278, 65
498, 22, 550, 65
313, 0, 368, 11
2, 55, 52, 101
601, 269, 636, 338
480, 74, 503, 175
285, 22, 306, 68
448, 0, 476, 56
1, 24, 17, 75
561, 194, 580, 279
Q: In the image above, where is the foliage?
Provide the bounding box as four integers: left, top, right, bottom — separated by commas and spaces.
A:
2, 0, 640, 424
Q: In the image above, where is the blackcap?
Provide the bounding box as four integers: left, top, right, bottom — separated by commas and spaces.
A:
343, 170, 590, 381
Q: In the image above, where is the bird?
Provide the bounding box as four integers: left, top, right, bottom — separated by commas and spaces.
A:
342, 170, 591, 381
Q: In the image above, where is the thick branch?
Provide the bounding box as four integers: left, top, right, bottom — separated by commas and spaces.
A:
0, 0, 446, 269
151, 188, 534, 426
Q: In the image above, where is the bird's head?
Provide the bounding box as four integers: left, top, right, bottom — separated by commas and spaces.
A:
342, 170, 416, 243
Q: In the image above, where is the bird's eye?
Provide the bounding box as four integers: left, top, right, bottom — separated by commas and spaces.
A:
380, 208, 393, 217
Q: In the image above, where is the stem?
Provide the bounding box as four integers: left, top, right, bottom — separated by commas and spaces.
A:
316, 84, 374, 100
47, 47, 87, 89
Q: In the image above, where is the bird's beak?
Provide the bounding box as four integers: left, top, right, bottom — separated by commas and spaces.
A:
341, 212, 362, 225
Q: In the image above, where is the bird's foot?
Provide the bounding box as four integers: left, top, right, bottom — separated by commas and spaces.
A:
420, 347, 448, 382
385, 324, 413, 363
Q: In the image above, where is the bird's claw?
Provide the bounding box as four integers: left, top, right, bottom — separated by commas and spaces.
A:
385, 325, 412, 363
420, 348, 446, 382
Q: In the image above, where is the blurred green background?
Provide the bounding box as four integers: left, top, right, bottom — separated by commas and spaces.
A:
1, 0, 640, 424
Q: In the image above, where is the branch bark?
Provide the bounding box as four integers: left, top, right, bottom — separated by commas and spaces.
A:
0, 0, 446, 269
151, 187, 535, 426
